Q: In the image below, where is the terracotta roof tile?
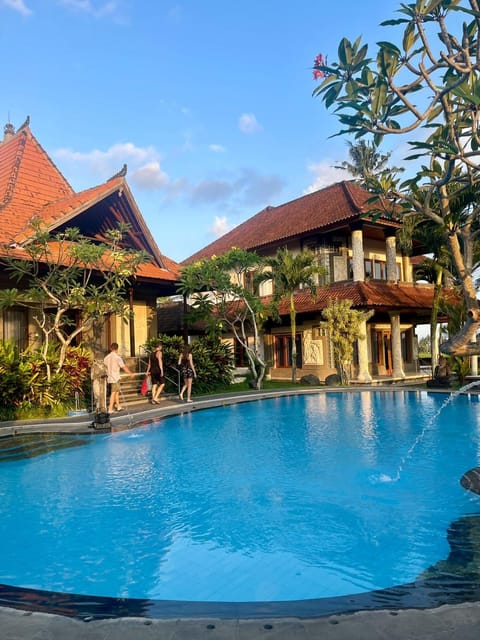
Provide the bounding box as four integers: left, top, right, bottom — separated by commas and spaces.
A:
0, 122, 180, 286
0, 128, 74, 243
183, 181, 400, 264
275, 281, 439, 316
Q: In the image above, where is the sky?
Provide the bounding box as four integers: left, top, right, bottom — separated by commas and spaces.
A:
1, 0, 408, 264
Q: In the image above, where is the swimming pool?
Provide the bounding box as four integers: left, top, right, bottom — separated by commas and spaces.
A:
1, 390, 480, 619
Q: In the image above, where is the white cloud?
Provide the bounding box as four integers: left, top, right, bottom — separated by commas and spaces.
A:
238, 113, 262, 134
2, 0, 31, 15
209, 144, 226, 153
53, 142, 170, 190
58, 0, 119, 18
304, 161, 350, 194
209, 216, 232, 238
131, 162, 170, 190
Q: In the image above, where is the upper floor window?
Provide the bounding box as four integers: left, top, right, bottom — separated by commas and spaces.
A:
374, 261, 386, 280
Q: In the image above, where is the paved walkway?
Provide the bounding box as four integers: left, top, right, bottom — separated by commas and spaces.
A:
1, 387, 480, 639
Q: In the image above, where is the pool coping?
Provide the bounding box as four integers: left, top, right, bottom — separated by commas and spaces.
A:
2, 385, 480, 639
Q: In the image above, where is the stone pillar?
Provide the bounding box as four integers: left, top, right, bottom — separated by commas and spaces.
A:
91, 360, 108, 412
389, 312, 405, 378
356, 318, 372, 382
351, 227, 365, 282
471, 355, 479, 376
402, 255, 413, 283
385, 234, 398, 282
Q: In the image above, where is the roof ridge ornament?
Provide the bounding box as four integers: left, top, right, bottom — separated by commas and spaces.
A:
108, 163, 127, 181
17, 115, 30, 132
3, 122, 15, 142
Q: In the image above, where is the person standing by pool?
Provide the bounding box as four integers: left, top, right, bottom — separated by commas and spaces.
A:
146, 343, 165, 404
178, 345, 196, 403
104, 343, 133, 413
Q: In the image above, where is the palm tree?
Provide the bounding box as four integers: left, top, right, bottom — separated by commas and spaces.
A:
334, 140, 403, 190
259, 248, 323, 384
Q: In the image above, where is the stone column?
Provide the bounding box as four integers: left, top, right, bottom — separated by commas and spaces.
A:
471, 355, 479, 376
356, 318, 372, 382
402, 255, 413, 283
389, 312, 405, 378
351, 227, 365, 282
385, 233, 398, 282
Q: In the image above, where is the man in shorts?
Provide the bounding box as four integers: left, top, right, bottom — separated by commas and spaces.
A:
103, 343, 133, 412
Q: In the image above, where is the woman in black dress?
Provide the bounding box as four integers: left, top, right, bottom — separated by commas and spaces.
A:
146, 344, 165, 403
178, 345, 196, 403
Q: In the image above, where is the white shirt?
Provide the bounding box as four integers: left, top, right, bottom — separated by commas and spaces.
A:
103, 351, 125, 384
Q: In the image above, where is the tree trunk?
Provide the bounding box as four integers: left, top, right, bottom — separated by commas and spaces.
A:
290, 294, 297, 384
441, 232, 480, 356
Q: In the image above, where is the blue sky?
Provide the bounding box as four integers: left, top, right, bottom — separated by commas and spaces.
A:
1, 0, 405, 263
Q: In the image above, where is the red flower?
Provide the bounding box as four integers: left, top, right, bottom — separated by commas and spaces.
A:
313, 53, 327, 80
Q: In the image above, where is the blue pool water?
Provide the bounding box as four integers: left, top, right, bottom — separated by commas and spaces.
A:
1, 390, 480, 608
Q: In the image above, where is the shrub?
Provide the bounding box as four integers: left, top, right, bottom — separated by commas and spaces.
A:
142, 334, 234, 395
0, 340, 31, 420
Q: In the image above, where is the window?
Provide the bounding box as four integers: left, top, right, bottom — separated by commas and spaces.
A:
274, 334, 302, 368
234, 339, 248, 367
364, 259, 373, 278
374, 261, 386, 279
3, 308, 28, 350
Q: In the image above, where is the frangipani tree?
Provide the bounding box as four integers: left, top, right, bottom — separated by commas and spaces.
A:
178, 248, 269, 389
0, 221, 148, 378
313, 0, 480, 356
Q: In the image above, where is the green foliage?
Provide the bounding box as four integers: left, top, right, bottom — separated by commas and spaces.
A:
449, 355, 470, 385
0, 343, 92, 420
322, 299, 373, 384
334, 140, 403, 189
142, 334, 234, 395
313, 0, 480, 355
418, 335, 432, 355
22, 345, 92, 409
178, 248, 268, 388
188, 336, 235, 394
0, 221, 149, 375
259, 247, 324, 384
0, 340, 31, 419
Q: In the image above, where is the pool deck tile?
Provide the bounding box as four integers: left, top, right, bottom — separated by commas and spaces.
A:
1, 386, 480, 639
3, 605, 480, 639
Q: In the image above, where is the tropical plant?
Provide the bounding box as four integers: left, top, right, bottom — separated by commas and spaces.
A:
178, 248, 269, 388
22, 345, 92, 409
0, 340, 31, 419
334, 140, 403, 189
142, 334, 234, 395
322, 299, 373, 384
313, 0, 480, 357
0, 221, 148, 378
258, 247, 324, 383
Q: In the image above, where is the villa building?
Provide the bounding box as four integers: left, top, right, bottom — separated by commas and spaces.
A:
0, 118, 180, 361
184, 181, 439, 383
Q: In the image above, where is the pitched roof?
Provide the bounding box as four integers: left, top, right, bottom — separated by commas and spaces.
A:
0, 122, 74, 243
0, 120, 180, 283
183, 181, 401, 264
